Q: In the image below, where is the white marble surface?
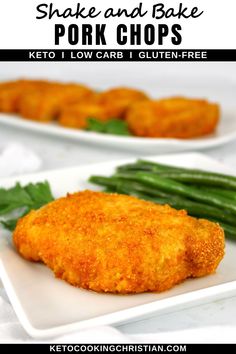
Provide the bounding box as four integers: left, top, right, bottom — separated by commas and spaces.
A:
0, 123, 236, 341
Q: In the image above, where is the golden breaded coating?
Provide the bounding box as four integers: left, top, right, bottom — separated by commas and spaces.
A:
59, 87, 149, 129
13, 191, 225, 294
18, 83, 94, 122
0, 80, 50, 113
59, 102, 112, 129
97, 87, 149, 119
125, 97, 220, 139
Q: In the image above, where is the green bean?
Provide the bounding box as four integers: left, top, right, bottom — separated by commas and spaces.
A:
138, 160, 189, 171
147, 171, 236, 189
117, 162, 236, 199
104, 187, 116, 193
138, 159, 229, 175
117, 163, 152, 172
89, 175, 174, 199
118, 160, 193, 174
115, 171, 236, 215
199, 186, 236, 201
118, 160, 236, 190
89, 176, 120, 189
116, 184, 236, 226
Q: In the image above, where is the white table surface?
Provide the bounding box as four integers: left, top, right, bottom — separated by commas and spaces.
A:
0, 122, 236, 340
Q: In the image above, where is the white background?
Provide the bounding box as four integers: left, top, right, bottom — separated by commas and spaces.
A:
0, 0, 235, 49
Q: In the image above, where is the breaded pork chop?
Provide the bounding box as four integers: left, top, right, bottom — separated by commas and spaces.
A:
18, 83, 94, 122
0, 80, 50, 113
58, 87, 149, 129
97, 87, 149, 119
59, 101, 112, 129
13, 191, 225, 294
125, 97, 219, 139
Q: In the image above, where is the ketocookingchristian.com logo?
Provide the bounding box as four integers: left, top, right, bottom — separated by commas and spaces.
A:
49, 344, 187, 353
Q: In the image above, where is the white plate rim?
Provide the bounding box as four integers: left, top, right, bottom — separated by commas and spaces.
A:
0, 110, 236, 150
1, 257, 236, 339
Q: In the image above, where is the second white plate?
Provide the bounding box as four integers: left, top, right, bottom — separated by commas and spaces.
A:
0, 109, 236, 153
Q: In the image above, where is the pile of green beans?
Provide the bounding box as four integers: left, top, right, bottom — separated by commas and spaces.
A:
89, 160, 236, 241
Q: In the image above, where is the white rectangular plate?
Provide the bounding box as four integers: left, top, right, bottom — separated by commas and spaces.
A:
0, 109, 236, 154
0, 153, 236, 339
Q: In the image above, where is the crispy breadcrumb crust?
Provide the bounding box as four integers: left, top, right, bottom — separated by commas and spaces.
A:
0, 80, 50, 113
59, 87, 149, 128
59, 101, 112, 129
13, 191, 225, 294
97, 87, 149, 119
125, 97, 220, 139
18, 83, 93, 122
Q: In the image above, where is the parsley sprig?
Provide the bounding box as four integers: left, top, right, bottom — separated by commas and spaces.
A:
0, 181, 54, 231
86, 118, 131, 136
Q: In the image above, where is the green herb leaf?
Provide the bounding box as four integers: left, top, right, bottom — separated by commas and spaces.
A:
86, 118, 106, 133
0, 204, 24, 216
0, 183, 32, 207
1, 218, 18, 231
86, 118, 131, 136
24, 181, 54, 209
105, 120, 131, 136
0, 181, 54, 232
